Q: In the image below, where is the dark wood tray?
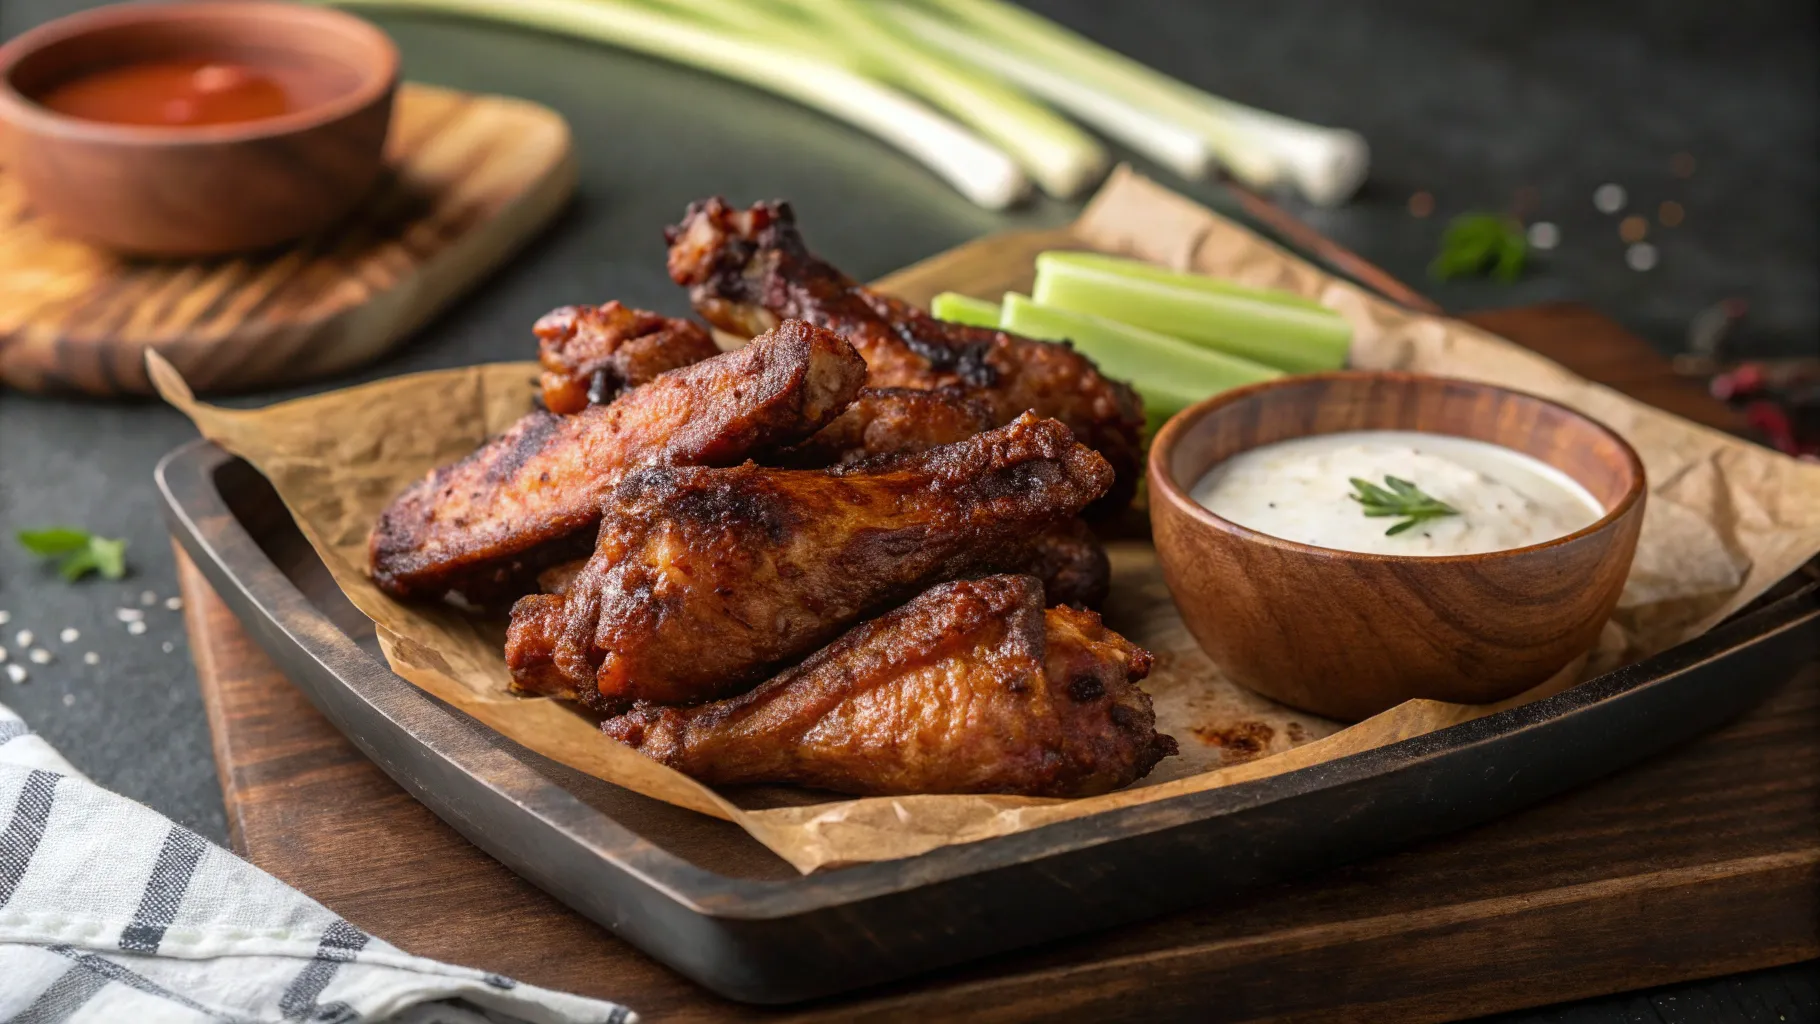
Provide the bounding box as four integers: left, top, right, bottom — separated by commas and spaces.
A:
156, 431, 1820, 1003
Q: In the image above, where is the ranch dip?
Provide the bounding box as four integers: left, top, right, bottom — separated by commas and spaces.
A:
1191, 430, 1604, 556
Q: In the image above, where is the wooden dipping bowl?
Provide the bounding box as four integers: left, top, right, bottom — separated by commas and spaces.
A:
0, 2, 397, 256
1148, 372, 1647, 721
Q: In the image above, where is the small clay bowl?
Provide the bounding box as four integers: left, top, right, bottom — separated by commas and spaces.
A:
0, 1, 397, 256
1148, 372, 1646, 722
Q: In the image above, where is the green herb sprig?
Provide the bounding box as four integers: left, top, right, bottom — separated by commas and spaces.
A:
16, 527, 129, 581
1348, 477, 1460, 536
1431, 213, 1526, 282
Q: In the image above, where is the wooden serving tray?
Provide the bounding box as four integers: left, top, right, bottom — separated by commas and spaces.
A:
155, 293, 1820, 1004
176, 547, 1817, 1022
0, 83, 574, 396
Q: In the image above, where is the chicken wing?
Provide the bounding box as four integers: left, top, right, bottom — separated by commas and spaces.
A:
664, 198, 1145, 515
773, 386, 992, 469
601, 575, 1175, 797
535, 301, 722, 414
370, 319, 867, 602
504, 413, 1112, 707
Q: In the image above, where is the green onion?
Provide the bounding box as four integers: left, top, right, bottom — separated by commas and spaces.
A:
894, 0, 1369, 205
332, 0, 1030, 208
877, 2, 1212, 180
930, 292, 1003, 328
1000, 293, 1280, 424
777, 0, 1108, 197
1031, 251, 1351, 373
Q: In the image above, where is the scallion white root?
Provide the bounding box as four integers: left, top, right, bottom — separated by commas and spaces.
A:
879, 2, 1212, 180
777, 0, 1108, 197
899, 0, 1369, 206
333, 0, 1031, 208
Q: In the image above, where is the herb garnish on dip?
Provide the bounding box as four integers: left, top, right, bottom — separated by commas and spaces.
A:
1190, 430, 1603, 556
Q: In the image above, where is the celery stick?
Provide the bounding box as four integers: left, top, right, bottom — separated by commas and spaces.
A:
1037, 251, 1331, 311
930, 292, 1003, 328
1000, 294, 1280, 421
1032, 252, 1350, 373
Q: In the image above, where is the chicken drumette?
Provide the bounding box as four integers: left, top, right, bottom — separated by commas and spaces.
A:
534, 301, 721, 414
602, 574, 1176, 797
664, 198, 1146, 515
505, 413, 1112, 708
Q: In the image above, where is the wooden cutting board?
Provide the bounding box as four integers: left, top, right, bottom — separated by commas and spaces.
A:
174, 304, 1808, 1021
0, 82, 574, 396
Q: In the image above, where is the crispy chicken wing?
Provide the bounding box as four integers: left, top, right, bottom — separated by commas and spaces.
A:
601, 575, 1175, 797
773, 386, 992, 469
664, 198, 1145, 515
504, 413, 1112, 707
370, 319, 866, 602
535, 301, 721, 414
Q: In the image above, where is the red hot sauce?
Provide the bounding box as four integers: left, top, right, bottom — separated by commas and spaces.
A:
36, 58, 291, 127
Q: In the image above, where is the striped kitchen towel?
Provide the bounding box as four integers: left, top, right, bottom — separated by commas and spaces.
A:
0, 703, 635, 1024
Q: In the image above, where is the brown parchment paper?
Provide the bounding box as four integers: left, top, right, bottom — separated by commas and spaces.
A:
151, 168, 1820, 874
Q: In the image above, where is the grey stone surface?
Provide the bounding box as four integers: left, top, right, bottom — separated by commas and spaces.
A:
0, 0, 1812, 1015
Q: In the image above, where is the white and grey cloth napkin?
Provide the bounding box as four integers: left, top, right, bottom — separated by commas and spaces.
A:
0, 703, 636, 1024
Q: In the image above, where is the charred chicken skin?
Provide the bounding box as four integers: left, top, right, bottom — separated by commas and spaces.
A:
664, 198, 1145, 515
535, 301, 721, 414
601, 574, 1175, 797
774, 386, 992, 469
504, 413, 1112, 708
369, 319, 866, 602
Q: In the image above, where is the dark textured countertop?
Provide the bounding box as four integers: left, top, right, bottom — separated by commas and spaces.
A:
0, 1, 1814, 1019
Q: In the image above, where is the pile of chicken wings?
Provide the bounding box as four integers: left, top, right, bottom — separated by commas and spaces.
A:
369, 199, 1176, 798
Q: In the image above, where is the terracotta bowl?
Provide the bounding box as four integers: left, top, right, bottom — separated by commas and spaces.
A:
0, 1, 397, 256
1148, 372, 1647, 722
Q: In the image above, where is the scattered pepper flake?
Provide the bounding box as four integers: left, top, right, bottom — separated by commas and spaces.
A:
1407, 191, 1435, 218
1619, 215, 1649, 243
1670, 152, 1696, 178
1659, 201, 1684, 227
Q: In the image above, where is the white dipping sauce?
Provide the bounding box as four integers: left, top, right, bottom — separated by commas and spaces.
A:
1191, 430, 1604, 556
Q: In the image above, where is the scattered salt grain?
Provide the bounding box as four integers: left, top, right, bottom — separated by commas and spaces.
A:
1626, 242, 1659, 271
59, 628, 79, 644
0, 611, 10, 625
28, 649, 52, 665
1593, 183, 1627, 214
127, 621, 148, 636
0, 648, 8, 663
162, 641, 175, 654
165, 597, 184, 611
83, 652, 99, 666
141, 590, 158, 606
62, 694, 75, 707
116, 608, 144, 623
5, 665, 25, 684
1526, 222, 1560, 250
15, 630, 33, 648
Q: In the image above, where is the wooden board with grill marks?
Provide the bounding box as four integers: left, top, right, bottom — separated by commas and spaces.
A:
0, 82, 574, 396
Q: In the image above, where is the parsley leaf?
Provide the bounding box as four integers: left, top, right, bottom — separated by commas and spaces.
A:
1430, 213, 1527, 282
15, 527, 130, 581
